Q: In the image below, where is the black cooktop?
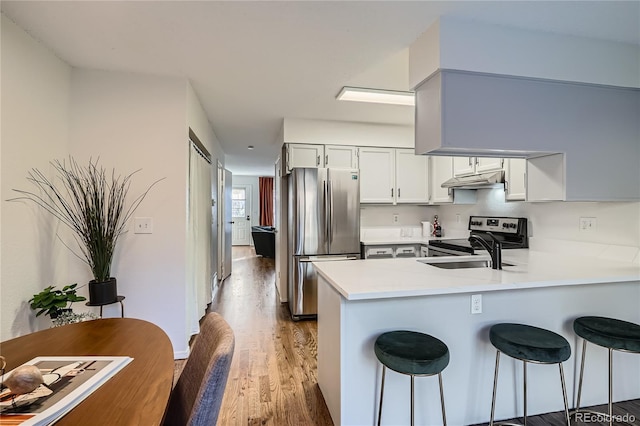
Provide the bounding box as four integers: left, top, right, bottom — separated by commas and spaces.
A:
428, 216, 529, 254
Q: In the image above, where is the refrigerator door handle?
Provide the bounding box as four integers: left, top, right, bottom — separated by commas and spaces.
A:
328, 179, 333, 246
323, 179, 330, 244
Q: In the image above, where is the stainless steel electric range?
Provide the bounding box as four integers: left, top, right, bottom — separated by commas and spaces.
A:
427, 216, 528, 257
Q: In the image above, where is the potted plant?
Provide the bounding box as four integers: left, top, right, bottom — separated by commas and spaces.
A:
11, 158, 161, 304
29, 284, 86, 319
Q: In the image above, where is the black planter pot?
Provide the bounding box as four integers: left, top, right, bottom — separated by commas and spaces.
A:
88, 277, 118, 305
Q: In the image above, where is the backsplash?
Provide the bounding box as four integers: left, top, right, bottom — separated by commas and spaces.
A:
360, 205, 437, 227
437, 188, 640, 247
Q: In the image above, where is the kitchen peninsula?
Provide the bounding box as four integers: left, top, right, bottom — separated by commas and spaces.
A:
315, 250, 640, 425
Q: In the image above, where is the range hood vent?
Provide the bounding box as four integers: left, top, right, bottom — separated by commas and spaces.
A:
441, 170, 505, 189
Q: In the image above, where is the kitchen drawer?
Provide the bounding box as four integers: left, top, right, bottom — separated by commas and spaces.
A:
364, 246, 394, 259
395, 246, 418, 258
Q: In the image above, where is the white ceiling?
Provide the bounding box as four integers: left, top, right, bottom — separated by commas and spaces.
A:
2, 1, 639, 176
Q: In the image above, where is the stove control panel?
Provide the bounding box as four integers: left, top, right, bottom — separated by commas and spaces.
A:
468, 216, 525, 235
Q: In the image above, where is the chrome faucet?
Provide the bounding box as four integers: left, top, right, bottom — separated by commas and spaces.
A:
468, 232, 502, 270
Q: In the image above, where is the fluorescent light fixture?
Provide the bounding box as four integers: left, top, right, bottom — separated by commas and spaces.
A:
336, 86, 415, 106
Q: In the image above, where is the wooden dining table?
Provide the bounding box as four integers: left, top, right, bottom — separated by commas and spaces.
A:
0, 318, 174, 425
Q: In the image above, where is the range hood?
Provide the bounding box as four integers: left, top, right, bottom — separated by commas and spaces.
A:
441, 170, 505, 189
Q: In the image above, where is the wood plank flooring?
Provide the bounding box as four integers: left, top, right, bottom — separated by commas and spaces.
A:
208, 246, 333, 426
189, 246, 640, 425
473, 399, 640, 426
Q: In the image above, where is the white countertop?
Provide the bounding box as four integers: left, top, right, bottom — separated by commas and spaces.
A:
314, 249, 640, 301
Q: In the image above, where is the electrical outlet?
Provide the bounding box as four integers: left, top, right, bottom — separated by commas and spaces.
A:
471, 294, 482, 314
134, 217, 153, 234
393, 214, 399, 223
579, 217, 597, 233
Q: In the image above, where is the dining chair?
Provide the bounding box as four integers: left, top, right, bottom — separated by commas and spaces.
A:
163, 312, 235, 426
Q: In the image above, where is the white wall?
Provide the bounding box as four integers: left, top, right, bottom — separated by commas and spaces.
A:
1, 16, 72, 340
187, 82, 225, 292
283, 118, 414, 149
69, 69, 197, 357
436, 189, 640, 250
233, 175, 260, 233
0, 17, 224, 355
360, 205, 436, 227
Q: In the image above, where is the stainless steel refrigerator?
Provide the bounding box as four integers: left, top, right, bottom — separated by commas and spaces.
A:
288, 168, 360, 320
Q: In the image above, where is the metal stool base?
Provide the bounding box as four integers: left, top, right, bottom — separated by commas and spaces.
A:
377, 365, 447, 426
489, 351, 570, 426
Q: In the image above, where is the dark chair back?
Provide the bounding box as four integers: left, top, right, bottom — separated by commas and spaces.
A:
164, 313, 235, 426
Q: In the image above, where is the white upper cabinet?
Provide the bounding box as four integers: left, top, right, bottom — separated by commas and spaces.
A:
476, 157, 504, 173
358, 147, 395, 203
504, 158, 526, 201
454, 157, 503, 176
359, 148, 429, 205
286, 143, 324, 172
453, 157, 475, 177
430, 156, 454, 204
395, 149, 429, 204
325, 145, 358, 169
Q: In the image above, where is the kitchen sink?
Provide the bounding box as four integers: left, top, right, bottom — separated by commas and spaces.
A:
417, 259, 515, 269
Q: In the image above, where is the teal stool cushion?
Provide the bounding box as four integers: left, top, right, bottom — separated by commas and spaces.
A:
374, 330, 449, 376
574, 316, 640, 353
490, 323, 571, 363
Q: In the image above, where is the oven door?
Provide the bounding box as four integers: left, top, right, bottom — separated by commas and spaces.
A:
427, 245, 470, 257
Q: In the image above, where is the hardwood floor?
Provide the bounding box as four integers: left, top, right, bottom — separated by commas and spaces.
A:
209, 246, 333, 426
199, 247, 639, 426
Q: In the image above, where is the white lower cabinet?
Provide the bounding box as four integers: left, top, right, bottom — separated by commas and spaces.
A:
363, 246, 394, 259
363, 244, 420, 259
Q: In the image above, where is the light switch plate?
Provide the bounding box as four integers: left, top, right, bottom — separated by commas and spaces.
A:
134, 217, 153, 234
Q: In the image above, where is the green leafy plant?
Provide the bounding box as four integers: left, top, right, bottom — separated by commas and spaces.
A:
29, 284, 86, 319
9, 158, 161, 283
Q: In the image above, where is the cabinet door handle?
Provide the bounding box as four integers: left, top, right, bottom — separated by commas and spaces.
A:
468, 158, 472, 166
475, 157, 479, 166
317, 155, 320, 166
391, 188, 394, 197
325, 154, 328, 165
398, 188, 401, 198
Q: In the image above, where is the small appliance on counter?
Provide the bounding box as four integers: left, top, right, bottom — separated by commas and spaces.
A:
421, 221, 432, 238
427, 216, 528, 257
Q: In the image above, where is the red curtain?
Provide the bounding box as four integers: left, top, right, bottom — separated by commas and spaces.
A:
259, 177, 274, 226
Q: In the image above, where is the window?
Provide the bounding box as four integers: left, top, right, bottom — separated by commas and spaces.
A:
232, 188, 246, 217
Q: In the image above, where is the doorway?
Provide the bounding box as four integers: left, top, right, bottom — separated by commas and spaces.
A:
231, 185, 252, 246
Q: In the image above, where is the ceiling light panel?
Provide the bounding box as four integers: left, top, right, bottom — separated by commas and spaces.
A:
336, 87, 415, 106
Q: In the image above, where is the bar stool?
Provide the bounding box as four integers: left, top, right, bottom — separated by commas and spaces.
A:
374, 330, 449, 426
489, 323, 571, 426
572, 316, 640, 426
